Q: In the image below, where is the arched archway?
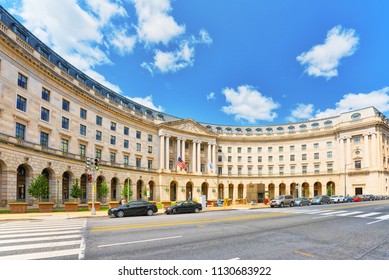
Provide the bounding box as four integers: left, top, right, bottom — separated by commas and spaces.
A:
170, 181, 178, 201
314, 181, 322, 196
17, 165, 29, 202
201, 182, 208, 200
218, 183, 224, 199
123, 178, 132, 201
279, 183, 286, 195
238, 183, 244, 198
80, 174, 88, 203
135, 180, 143, 200
228, 183, 234, 199
186, 181, 193, 200
268, 183, 275, 200
327, 181, 335, 196
111, 178, 118, 200
148, 181, 156, 201
290, 182, 297, 197
41, 168, 54, 201
96, 176, 106, 202
62, 171, 72, 202
302, 182, 309, 198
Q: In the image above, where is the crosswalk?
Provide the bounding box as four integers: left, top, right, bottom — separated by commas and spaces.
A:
0, 218, 86, 260
252, 207, 389, 222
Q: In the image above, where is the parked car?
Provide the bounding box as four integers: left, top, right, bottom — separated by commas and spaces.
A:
344, 196, 354, 202
364, 194, 376, 201
270, 195, 295, 208
108, 200, 157, 217
294, 197, 311, 206
165, 200, 202, 214
353, 195, 363, 202
330, 195, 344, 203
311, 195, 331, 205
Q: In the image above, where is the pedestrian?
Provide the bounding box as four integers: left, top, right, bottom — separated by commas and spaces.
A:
119, 197, 126, 205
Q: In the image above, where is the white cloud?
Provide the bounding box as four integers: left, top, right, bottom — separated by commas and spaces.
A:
286, 103, 314, 122
132, 0, 185, 45
86, 0, 127, 25
207, 92, 216, 100
197, 29, 213, 45
109, 28, 137, 55
142, 41, 194, 73
297, 25, 359, 79
221, 85, 280, 123
314, 87, 389, 119
128, 95, 164, 112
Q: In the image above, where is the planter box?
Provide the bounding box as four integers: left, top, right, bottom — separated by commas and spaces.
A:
109, 201, 120, 208
88, 201, 101, 211
9, 202, 27, 213
64, 201, 79, 212
38, 202, 55, 212
149, 201, 157, 205
161, 201, 171, 208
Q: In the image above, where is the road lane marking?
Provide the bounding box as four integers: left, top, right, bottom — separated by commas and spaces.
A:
354, 212, 382, 218
319, 211, 348, 216
229, 257, 240, 260
312, 216, 329, 219
293, 250, 315, 257
91, 212, 292, 232
376, 214, 389, 220
0, 248, 80, 260
367, 220, 385, 225
0, 240, 81, 252
305, 210, 334, 215
0, 234, 81, 245
98, 235, 182, 248
0, 230, 81, 239
336, 211, 363, 216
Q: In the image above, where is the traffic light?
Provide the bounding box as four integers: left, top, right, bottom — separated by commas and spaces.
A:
94, 158, 99, 171
85, 158, 91, 170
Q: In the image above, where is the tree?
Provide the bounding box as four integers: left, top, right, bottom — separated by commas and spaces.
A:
98, 180, 109, 202
121, 182, 132, 202
70, 179, 82, 201
28, 174, 49, 202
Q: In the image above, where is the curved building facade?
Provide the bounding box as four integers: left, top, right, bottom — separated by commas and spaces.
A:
1, 6, 389, 206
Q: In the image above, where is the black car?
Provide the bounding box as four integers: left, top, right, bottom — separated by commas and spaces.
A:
165, 200, 202, 214
108, 201, 157, 217
311, 195, 331, 205
294, 197, 311, 206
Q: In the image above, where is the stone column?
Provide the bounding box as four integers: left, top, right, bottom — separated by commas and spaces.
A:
212, 144, 217, 167
197, 141, 201, 173
207, 143, 211, 173
346, 137, 351, 166
192, 140, 196, 172
364, 134, 370, 168
176, 138, 181, 171
165, 136, 170, 171
339, 137, 344, 170
159, 135, 165, 170
371, 133, 377, 167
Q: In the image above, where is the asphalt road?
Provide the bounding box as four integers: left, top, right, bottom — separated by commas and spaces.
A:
84, 200, 389, 260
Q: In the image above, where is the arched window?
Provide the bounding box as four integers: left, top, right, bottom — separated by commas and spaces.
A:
351, 113, 361, 121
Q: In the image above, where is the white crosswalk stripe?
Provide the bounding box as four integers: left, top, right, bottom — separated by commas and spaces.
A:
0, 218, 86, 260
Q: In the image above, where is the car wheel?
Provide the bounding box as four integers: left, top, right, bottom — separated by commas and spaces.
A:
172, 208, 177, 214
320, 201, 323, 205
146, 209, 154, 216
116, 210, 124, 218
280, 202, 284, 208
290, 202, 294, 207
194, 208, 200, 213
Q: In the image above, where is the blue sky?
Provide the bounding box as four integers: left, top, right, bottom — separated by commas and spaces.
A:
2, 0, 389, 125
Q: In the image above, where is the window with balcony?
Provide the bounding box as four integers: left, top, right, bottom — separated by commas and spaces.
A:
61, 139, 68, 152
79, 144, 86, 157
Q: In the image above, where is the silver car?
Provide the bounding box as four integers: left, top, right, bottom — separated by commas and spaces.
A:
270, 195, 295, 208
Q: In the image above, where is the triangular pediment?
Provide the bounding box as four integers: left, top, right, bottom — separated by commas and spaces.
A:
160, 119, 217, 137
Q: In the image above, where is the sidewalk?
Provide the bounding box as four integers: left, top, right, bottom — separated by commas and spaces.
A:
0, 203, 270, 221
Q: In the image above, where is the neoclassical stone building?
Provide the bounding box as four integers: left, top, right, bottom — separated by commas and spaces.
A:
1, 6, 389, 206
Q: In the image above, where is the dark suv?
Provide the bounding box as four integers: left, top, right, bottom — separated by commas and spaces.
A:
270, 195, 295, 208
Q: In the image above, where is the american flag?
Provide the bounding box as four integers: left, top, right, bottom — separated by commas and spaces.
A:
177, 157, 187, 169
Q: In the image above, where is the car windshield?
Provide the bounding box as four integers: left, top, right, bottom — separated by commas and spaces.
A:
275, 196, 284, 199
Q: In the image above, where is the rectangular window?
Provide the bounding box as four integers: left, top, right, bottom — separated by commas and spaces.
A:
80, 108, 87, 120
228, 156, 232, 162
290, 145, 295, 151
124, 127, 129, 136
218, 156, 223, 162
96, 130, 102, 141
268, 166, 273, 175
326, 141, 332, 148
124, 155, 129, 165
327, 151, 332, 159
355, 160, 361, 169
61, 117, 69, 130
314, 164, 320, 174
16, 95, 27, 112
279, 155, 284, 162
248, 156, 252, 163
237, 147, 242, 153
314, 153, 319, 160
327, 163, 333, 173
290, 165, 295, 175
42, 88, 50, 102
79, 144, 86, 157
248, 167, 253, 175
80, 124, 86, 136
258, 156, 262, 163
95, 149, 101, 160
238, 167, 242, 175
218, 167, 223, 175
18, 73, 27, 89
148, 134, 153, 142
96, 115, 102, 126
302, 154, 307, 160
228, 167, 232, 175
301, 144, 307, 151
200, 164, 205, 172
258, 166, 263, 175
354, 136, 360, 143
40, 131, 48, 147
228, 147, 232, 153
302, 165, 307, 174
61, 139, 68, 152
148, 160, 153, 169
136, 143, 141, 152
136, 158, 141, 168
62, 99, 70, 111
41, 107, 50, 122
268, 156, 273, 163
218, 146, 222, 152
258, 147, 262, 153
148, 146, 152, 154
290, 155, 295, 161
111, 121, 116, 131
110, 135, 116, 145
247, 147, 252, 153
110, 152, 116, 163
279, 146, 283, 152
124, 139, 129, 149
314, 143, 319, 149
279, 166, 284, 175
237, 156, 242, 162
268, 147, 272, 153
136, 131, 141, 139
